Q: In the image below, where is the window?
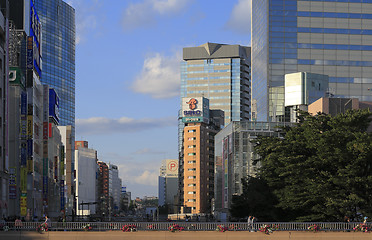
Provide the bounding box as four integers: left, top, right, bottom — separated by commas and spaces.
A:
188, 191, 196, 194
188, 199, 196, 202
188, 161, 196, 164
188, 183, 196, 187
188, 168, 196, 171
188, 176, 196, 179
188, 137, 196, 141
188, 153, 196, 156
188, 129, 196, 133
188, 145, 196, 148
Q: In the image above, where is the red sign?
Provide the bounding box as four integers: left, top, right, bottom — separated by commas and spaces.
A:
186, 98, 198, 110
168, 161, 178, 172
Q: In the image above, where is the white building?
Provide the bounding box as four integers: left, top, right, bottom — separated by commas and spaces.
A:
75, 146, 97, 216
158, 159, 178, 207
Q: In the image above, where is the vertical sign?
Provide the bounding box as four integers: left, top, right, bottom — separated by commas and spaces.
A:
9, 168, 16, 199
42, 86, 49, 208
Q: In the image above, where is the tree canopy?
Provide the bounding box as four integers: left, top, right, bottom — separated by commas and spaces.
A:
230, 109, 372, 222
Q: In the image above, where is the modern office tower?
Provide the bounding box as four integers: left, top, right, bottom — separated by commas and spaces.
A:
75, 142, 97, 216
284, 72, 329, 122
214, 121, 293, 221
58, 125, 74, 218
182, 43, 251, 124
252, 0, 372, 122
33, 0, 75, 135
158, 159, 178, 208
181, 97, 224, 214
97, 161, 109, 217
108, 163, 122, 214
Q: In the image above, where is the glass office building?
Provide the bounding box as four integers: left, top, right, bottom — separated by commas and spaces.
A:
252, 0, 372, 121
182, 43, 251, 125
33, 0, 75, 128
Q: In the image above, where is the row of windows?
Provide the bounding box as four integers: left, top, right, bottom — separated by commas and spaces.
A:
184, 69, 231, 74
187, 89, 231, 94
299, 0, 372, 3
186, 83, 231, 87
298, 59, 372, 66
298, 11, 372, 19
298, 43, 372, 50
298, 27, 372, 35
329, 77, 372, 83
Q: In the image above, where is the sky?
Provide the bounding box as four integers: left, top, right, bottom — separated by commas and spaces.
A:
66, 0, 252, 198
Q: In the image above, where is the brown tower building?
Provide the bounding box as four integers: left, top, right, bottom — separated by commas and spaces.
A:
181, 97, 224, 214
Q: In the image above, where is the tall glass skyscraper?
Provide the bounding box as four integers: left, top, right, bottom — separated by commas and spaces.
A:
33, 0, 75, 128
182, 43, 251, 124
252, 0, 372, 121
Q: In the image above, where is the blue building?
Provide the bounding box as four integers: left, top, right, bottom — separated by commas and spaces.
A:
33, 0, 75, 129
252, 0, 372, 121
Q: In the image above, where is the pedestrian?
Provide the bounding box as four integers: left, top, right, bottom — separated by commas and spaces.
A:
247, 216, 252, 231
364, 216, 368, 224
15, 217, 22, 231
44, 215, 52, 229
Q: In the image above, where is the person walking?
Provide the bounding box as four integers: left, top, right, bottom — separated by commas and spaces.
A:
247, 216, 252, 232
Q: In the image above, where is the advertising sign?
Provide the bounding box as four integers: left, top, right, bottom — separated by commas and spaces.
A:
166, 160, 178, 176
27, 36, 33, 70
20, 167, 27, 193
27, 116, 33, 137
60, 180, 65, 210
182, 97, 210, 123
49, 88, 59, 124
30, 1, 42, 77
20, 193, 27, 217
9, 168, 16, 199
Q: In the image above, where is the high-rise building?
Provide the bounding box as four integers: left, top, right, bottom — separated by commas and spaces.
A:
97, 161, 109, 217
251, 0, 372, 122
181, 97, 224, 214
108, 163, 122, 214
33, 0, 75, 129
182, 43, 251, 124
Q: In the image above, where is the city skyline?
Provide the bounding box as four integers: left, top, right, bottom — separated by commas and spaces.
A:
68, 0, 251, 198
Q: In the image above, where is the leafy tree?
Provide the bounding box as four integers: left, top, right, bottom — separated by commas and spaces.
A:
230, 176, 282, 221
252, 109, 372, 221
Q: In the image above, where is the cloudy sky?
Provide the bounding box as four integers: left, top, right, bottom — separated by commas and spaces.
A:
67, 0, 251, 198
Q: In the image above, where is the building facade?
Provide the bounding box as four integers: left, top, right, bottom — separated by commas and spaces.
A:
182, 43, 251, 124
75, 143, 97, 216
108, 163, 122, 214
181, 97, 224, 214
251, 0, 372, 121
158, 159, 178, 208
33, 0, 76, 129
214, 121, 293, 221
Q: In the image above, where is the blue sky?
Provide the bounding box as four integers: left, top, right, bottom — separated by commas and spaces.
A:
67, 0, 251, 198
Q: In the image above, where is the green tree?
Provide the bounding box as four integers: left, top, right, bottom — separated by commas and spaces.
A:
252, 109, 372, 221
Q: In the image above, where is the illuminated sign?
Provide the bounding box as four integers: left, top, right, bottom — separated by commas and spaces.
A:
186, 98, 197, 110
182, 97, 210, 123
30, 1, 42, 77
49, 88, 59, 124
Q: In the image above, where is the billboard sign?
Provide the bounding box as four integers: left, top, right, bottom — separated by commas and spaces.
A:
30, 1, 42, 77
181, 97, 210, 123
49, 88, 59, 124
166, 160, 178, 176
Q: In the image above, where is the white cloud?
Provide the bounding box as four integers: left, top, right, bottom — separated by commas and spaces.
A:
116, 161, 159, 187
135, 170, 158, 186
67, 0, 101, 44
121, 0, 192, 31
76, 116, 176, 136
131, 52, 181, 99
225, 0, 251, 36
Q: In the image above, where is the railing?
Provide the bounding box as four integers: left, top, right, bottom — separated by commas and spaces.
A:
0, 222, 365, 232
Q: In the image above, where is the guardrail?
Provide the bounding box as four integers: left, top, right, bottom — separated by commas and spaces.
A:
0, 221, 365, 231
